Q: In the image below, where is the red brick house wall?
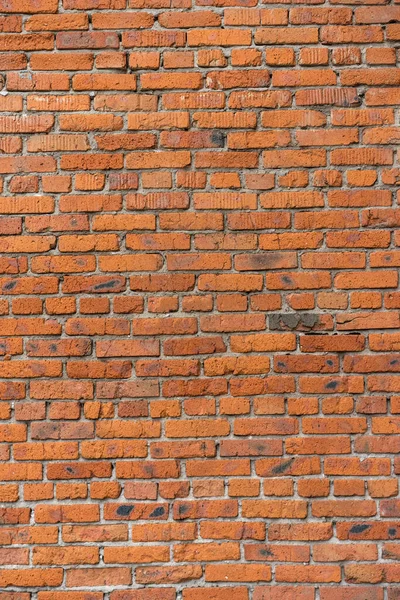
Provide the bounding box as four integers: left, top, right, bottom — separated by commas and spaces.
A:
0, 1, 398, 598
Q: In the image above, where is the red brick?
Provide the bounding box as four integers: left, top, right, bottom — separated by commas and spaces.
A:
1, 3, 399, 594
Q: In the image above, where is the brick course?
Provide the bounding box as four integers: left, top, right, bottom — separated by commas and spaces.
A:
0, 0, 399, 597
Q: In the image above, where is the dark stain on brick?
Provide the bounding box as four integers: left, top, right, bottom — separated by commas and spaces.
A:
259, 547, 274, 557
211, 131, 225, 147
326, 380, 338, 390
350, 524, 370, 534
94, 279, 121, 291
272, 458, 293, 474
116, 505, 134, 516
149, 506, 165, 518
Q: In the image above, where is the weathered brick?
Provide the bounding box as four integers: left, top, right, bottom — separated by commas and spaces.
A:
1, 2, 399, 595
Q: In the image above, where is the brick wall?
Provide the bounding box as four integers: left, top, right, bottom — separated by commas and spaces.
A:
0, 0, 399, 598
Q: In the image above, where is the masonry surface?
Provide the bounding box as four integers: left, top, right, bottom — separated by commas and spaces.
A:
0, 0, 400, 598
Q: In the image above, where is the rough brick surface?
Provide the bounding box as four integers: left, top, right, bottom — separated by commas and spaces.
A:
0, 0, 399, 597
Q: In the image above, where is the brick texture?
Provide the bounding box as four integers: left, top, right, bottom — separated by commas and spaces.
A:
0, 0, 399, 597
